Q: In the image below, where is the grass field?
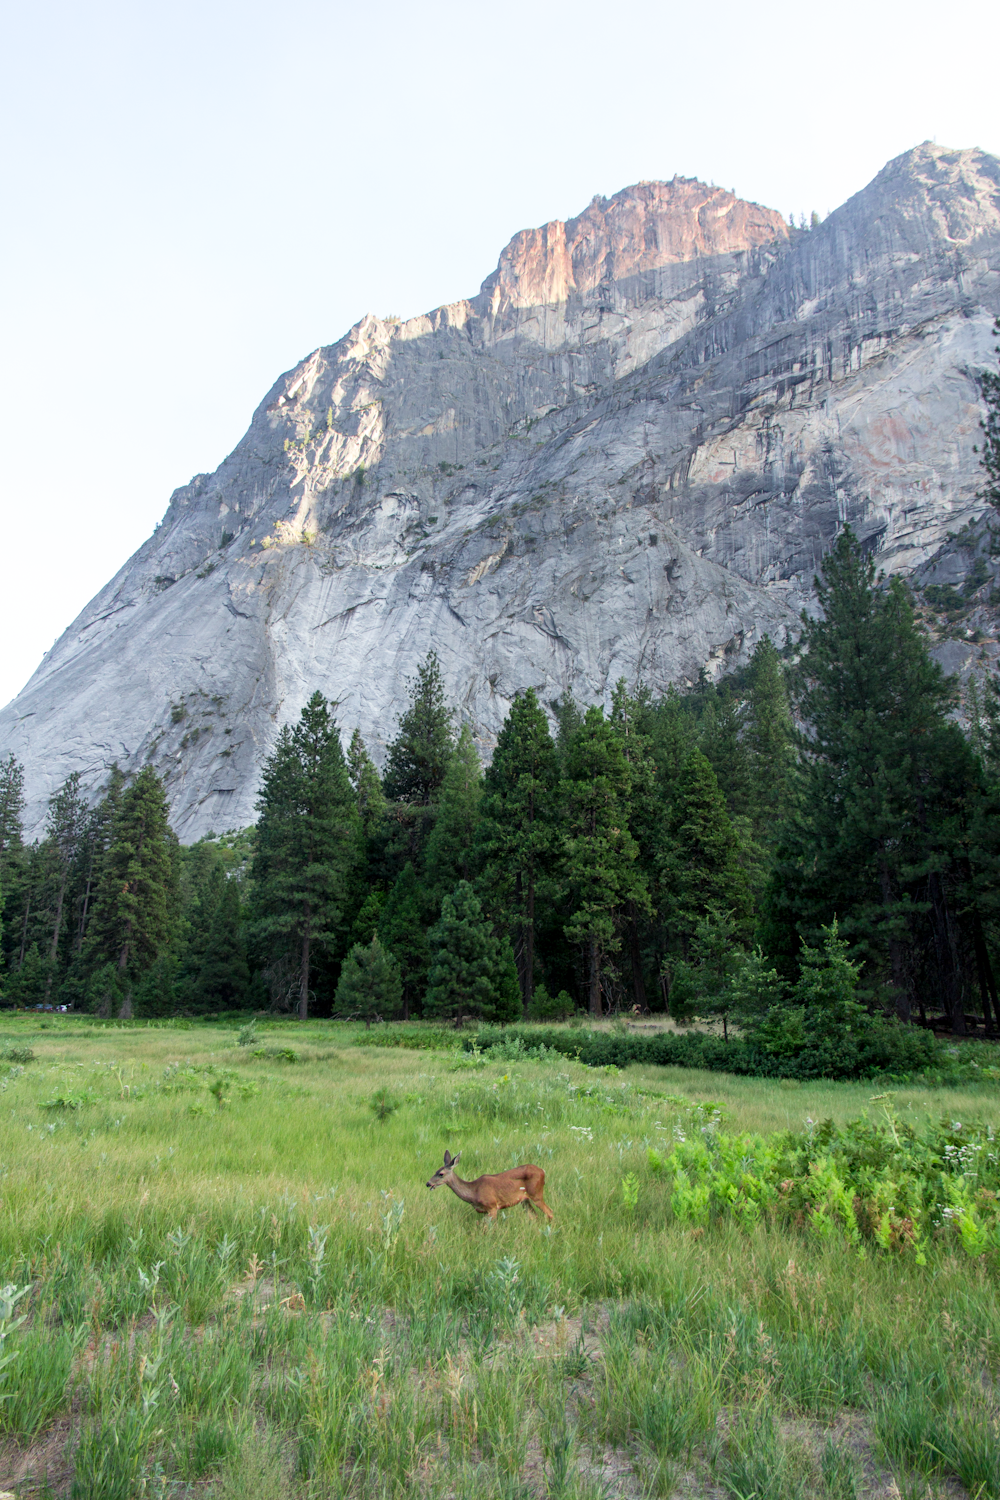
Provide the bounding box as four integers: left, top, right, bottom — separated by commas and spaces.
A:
0, 1016, 998, 1499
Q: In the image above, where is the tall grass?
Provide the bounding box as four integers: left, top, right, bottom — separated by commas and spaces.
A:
0, 1015, 996, 1496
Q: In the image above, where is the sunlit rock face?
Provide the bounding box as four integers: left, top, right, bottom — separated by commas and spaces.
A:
3, 144, 999, 839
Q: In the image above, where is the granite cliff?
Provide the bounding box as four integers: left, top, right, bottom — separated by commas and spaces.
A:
3, 144, 1000, 839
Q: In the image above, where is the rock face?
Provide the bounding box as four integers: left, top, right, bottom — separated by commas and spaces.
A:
3, 144, 1000, 840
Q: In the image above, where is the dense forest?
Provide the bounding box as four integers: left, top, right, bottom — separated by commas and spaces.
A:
3, 524, 1000, 1078
1, 328, 999, 1076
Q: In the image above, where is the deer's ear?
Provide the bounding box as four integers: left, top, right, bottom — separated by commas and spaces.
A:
443, 1150, 453, 1167
451, 1151, 461, 1166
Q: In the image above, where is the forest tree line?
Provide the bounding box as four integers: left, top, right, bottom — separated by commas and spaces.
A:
3, 530, 1000, 1072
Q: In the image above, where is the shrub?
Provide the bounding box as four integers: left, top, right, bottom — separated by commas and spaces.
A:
528, 984, 575, 1021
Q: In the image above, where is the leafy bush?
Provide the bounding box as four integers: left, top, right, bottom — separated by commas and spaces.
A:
528, 984, 575, 1021
646, 1106, 1000, 1262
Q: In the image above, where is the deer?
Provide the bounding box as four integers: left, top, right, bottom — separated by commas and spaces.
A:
425, 1150, 554, 1223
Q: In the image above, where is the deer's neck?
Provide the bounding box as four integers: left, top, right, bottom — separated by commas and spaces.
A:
446, 1173, 479, 1205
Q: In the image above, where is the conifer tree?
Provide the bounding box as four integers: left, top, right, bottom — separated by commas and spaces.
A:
745, 636, 795, 837
478, 688, 558, 1012
560, 706, 650, 1015
251, 692, 360, 1019
700, 685, 753, 822
424, 880, 504, 1023
42, 772, 87, 990
0, 755, 24, 872
383, 652, 455, 803
610, 679, 659, 1010
424, 723, 483, 898
197, 877, 250, 1009
773, 528, 976, 1028
376, 862, 430, 1018
660, 748, 752, 958
333, 935, 402, 1027
975, 317, 1000, 510
86, 767, 177, 1010
347, 728, 387, 836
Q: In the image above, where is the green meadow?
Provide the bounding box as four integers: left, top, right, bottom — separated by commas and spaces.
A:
0, 1017, 998, 1499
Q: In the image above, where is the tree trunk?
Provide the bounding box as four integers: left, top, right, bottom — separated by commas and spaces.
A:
928, 872, 965, 1034
627, 903, 647, 1012
76, 868, 93, 952
18, 891, 31, 966
588, 937, 601, 1016
524, 870, 536, 1019
45, 864, 70, 1001
972, 909, 999, 1035
878, 855, 911, 1022
299, 924, 310, 1021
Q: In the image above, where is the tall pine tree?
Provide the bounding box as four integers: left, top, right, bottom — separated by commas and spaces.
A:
251, 692, 360, 1019
478, 688, 558, 1012
560, 706, 650, 1015
383, 652, 455, 803
86, 767, 177, 1012
423, 722, 483, 899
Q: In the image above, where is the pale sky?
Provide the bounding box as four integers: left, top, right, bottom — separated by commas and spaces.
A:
2, 0, 998, 710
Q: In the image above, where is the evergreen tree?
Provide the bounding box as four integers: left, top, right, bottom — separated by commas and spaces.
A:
197, 877, 250, 1009
250, 692, 360, 1019
0, 754, 24, 872
425, 880, 504, 1023
347, 728, 387, 836
42, 773, 87, 993
771, 529, 976, 1028
560, 706, 650, 1015
85, 767, 177, 1010
975, 317, 1000, 510
660, 748, 752, 964
377, 862, 430, 1019
745, 636, 795, 838
424, 723, 483, 898
700, 685, 753, 822
350, 888, 386, 947
610, 679, 659, 1011
333, 936, 402, 1027
478, 688, 558, 1012
383, 653, 455, 803
5, 942, 51, 1007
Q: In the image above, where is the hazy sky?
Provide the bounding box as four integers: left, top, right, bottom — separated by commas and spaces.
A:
1, 0, 997, 710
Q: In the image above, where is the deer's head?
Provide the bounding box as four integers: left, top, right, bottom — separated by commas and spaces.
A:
426, 1150, 461, 1188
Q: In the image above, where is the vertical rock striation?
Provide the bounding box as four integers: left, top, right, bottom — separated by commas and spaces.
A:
3, 144, 999, 838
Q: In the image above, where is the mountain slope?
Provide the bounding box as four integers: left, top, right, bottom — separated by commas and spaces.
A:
3, 143, 999, 839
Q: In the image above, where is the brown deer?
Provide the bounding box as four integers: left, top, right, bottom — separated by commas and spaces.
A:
425, 1150, 554, 1223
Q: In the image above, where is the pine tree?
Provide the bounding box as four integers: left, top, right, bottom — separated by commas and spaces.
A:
383, 653, 455, 803
251, 692, 360, 1019
560, 706, 650, 1015
745, 636, 795, 838
425, 880, 503, 1023
197, 877, 250, 1009
610, 679, 659, 1010
660, 748, 752, 963
333, 936, 402, 1026
478, 688, 558, 1012
42, 773, 87, 993
975, 317, 1000, 510
86, 767, 177, 1009
700, 685, 753, 822
377, 862, 431, 1019
0, 754, 24, 872
775, 528, 976, 1028
347, 728, 387, 836
424, 723, 483, 897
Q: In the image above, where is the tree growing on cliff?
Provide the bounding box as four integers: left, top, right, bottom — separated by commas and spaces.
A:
976, 317, 1000, 510
251, 693, 360, 1019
